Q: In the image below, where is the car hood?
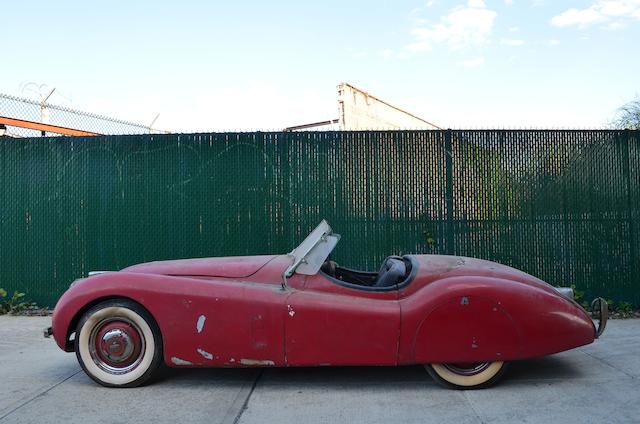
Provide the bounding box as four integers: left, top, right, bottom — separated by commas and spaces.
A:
411, 255, 558, 295
121, 255, 279, 278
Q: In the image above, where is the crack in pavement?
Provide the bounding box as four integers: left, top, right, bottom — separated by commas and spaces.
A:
462, 391, 487, 424
579, 349, 637, 379
0, 370, 82, 422
220, 369, 263, 424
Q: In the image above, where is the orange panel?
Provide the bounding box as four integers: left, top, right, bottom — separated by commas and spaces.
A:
0, 116, 99, 136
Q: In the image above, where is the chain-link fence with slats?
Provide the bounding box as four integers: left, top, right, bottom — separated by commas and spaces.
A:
0, 130, 638, 307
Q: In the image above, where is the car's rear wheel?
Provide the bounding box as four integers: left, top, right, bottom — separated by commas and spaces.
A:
75, 299, 163, 388
425, 361, 507, 389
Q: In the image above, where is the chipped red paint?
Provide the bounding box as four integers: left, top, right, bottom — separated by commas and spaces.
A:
52, 254, 597, 368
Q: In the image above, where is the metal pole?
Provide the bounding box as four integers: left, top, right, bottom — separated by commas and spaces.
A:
445, 129, 455, 254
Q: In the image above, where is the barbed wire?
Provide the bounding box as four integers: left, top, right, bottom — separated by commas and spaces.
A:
0, 92, 168, 137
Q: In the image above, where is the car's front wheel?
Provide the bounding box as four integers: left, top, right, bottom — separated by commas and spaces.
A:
75, 299, 163, 388
425, 361, 507, 389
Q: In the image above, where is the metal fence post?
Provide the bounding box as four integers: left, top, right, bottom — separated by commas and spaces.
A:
444, 129, 455, 254
621, 130, 637, 291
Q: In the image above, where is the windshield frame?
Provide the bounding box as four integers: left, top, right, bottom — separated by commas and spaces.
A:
284, 220, 340, 278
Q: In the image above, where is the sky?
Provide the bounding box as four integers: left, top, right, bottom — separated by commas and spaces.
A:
1, 0, 639, 131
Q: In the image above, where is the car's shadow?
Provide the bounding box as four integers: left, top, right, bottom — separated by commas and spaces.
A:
506, 354, 589, 382
153, 366, 259, 385
152, 354, 584, 387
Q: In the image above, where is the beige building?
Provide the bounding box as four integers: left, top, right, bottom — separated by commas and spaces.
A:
284, 82, 440, 131
337, 83, 439, 130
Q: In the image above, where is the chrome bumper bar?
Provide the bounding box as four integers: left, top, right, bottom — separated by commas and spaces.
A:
591, 298, 608, 338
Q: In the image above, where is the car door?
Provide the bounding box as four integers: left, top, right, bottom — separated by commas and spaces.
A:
284, 274, 400, 366
160, 276, 290, 367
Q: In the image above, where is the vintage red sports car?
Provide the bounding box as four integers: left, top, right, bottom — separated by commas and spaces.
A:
47, 221, 607, 389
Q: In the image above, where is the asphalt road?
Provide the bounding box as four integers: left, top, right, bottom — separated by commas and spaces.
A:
1, 316, 638, 424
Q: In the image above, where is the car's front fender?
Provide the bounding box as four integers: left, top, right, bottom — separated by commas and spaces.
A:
51, 272, 178, 352
51, 271, 290, 367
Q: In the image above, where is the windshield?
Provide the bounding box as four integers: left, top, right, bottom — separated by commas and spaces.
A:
284, 220, 341, 277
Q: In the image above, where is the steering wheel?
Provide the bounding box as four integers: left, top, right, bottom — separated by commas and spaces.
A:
321, 259, 337, 276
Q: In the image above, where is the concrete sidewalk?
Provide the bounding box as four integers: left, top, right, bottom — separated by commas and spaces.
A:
0, 316, 638, 424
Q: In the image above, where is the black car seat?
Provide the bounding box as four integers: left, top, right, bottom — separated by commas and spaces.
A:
374, 256, 406, 288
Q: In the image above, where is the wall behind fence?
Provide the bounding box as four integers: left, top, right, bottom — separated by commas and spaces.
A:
1, 130, 638, 306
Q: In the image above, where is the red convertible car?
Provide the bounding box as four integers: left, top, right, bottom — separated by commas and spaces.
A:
47, 221, 607, 389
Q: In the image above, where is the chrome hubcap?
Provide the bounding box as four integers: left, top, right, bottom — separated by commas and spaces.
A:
443, 362, 492, 376
88, 317, 145, 375
100, 328, 135, 363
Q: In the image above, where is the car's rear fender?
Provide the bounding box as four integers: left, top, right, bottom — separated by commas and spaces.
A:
399, 276, 596, 364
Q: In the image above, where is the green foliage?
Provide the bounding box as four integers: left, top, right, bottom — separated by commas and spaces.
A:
617, 302, 634, 314
571, 289, 637, 315
571, 285, 584, 302
420, 219, 439, 251
570, 286, 591, 311
606, 299, 616, 311
423, 231, 437, 250
0, 289, 31, 315
612, 97, 640, 130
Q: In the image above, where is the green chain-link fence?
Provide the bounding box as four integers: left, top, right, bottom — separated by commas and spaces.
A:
1, 130, 638, 307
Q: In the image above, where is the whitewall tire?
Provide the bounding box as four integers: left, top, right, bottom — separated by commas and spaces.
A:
426, 361, 507, 389
75, 299, 163, 388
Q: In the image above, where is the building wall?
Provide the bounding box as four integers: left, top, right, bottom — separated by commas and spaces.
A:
337, 83, 440, 130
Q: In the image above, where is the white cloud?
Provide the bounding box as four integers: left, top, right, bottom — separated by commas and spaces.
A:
504, 0, 514, 5
408, 7, 429, 24
551, 0, 640, 28
548, 39, 561, 45
378, 49, 394, 57
551, 7, 605, 27
405, 0, 497, 52
508, 26, 519, 32
459, 56, 486, 67
500, 38, 525, 45
604, 21, 627, 29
